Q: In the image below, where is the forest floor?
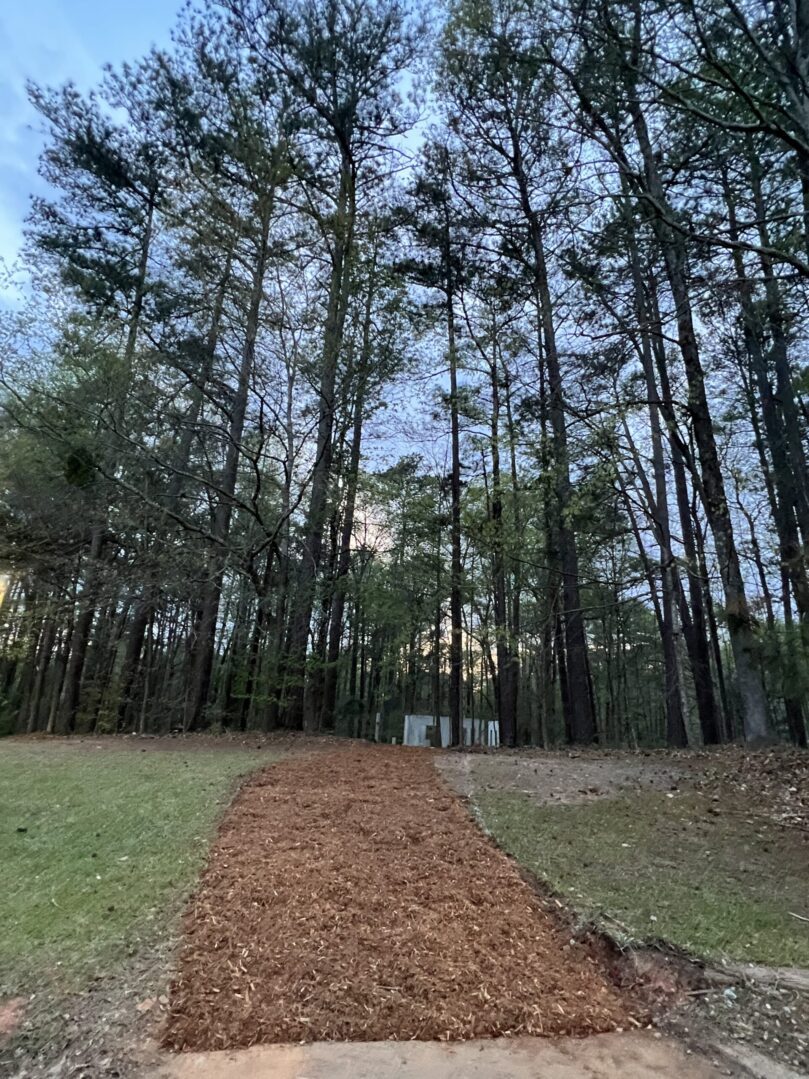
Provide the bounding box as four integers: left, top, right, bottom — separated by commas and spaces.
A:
438, 746, 809, 1075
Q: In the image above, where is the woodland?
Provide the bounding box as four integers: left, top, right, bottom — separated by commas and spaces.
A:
2, 0, 809, 751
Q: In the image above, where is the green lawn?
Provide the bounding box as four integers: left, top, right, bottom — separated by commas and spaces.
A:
478, 789, 809, 967
0, 741, 266, 996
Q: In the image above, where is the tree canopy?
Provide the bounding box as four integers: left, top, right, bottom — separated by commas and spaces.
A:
2, 0, 808, 749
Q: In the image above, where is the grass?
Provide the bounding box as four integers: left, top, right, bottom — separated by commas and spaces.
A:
478, 789, 809, 968
0, 740, 267, 996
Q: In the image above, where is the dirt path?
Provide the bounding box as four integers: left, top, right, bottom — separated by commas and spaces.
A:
156, 1032, 727, 1078
163, 746, 634, 1051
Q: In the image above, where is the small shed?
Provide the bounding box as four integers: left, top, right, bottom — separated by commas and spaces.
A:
402, 715, 500, 748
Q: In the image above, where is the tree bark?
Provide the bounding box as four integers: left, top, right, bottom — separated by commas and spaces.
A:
283, 152, 355, 731
488, 337, 517, 746
630, 101, 769, 743
184, 192, 274, 730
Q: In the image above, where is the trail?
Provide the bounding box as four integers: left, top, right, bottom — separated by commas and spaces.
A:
159, 745, 728, 1077
163, 745, 629, 1048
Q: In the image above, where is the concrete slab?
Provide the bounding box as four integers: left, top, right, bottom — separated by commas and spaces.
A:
154, 1032, 728, 1078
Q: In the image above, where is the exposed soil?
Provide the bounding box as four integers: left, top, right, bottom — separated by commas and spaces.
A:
662, 977, 809, 1077
689, 748, 809, 831
4, 942, 171, 1079
162, 745, 638, 1051
155, 1032, 729, 1079
437, 749, 690, 807
0, 999, 26, 1046
437, 745, 809, 832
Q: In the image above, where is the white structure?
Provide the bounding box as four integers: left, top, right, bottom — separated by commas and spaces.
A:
402, 714, 500, 748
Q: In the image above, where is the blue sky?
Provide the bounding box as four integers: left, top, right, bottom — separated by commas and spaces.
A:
0, 1, 181, 272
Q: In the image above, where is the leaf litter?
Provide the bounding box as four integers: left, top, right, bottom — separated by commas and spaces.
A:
162, 746, 637, 1050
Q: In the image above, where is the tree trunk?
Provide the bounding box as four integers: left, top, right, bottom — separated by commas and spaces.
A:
646, 273, 723, 743
630, 103, 769, 743
488, 341, 517, 746
57, 526, 104, 733
320, 247, 378, 727
506, 129, 595, 743
184, 194, 274, 730
283, 153, 355, 731
623, 211, 688, 746
444, 204, 464, 748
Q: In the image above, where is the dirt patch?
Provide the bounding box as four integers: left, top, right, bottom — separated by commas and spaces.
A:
437, 750, 691, 807
155, 1032, 728, 1079
663, 978, 809, 1076
437, 746, 809, 831
162, 746, 637, 1051
0, 998, 26, 1046
2, 944, 169, 1078
690, 748, 809, 832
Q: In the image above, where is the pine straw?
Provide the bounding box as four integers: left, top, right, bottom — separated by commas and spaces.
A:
162, 746, 634, 1050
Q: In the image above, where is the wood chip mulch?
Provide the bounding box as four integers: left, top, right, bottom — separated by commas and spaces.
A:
162, 746, 634, 1050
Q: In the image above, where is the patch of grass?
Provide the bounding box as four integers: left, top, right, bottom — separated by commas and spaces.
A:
478, 789, 809, 967
0, 742, 267, 995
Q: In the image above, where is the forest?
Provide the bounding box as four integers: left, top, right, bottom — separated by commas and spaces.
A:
1, 0, 809, 751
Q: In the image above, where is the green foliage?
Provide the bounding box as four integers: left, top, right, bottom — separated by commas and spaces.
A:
3, 0, 809, 749
63, 444, 98, 489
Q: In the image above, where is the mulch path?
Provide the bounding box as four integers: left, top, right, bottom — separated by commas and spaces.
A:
162, 746, 634, 1050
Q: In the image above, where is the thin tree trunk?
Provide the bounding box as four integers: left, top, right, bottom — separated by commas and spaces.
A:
284, 152, 355, 731
647, 274, 723, 743
184, 192, 275, 730
320, 247, 378, 727
444, 203, 464, 748
57, 526, 104, 733
629, 100, 769, 743
26, 612, 56, 733
489, 339, 517, 746
623, 211, 688, 746
508, 133, 595, 743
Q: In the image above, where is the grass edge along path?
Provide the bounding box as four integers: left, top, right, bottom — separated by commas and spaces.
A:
477, 788, 809, 969
0, 741, 270, 998
163, 745, 634, 1050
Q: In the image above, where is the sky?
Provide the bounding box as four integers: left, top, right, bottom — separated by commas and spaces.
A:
0, 1, 182, 276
